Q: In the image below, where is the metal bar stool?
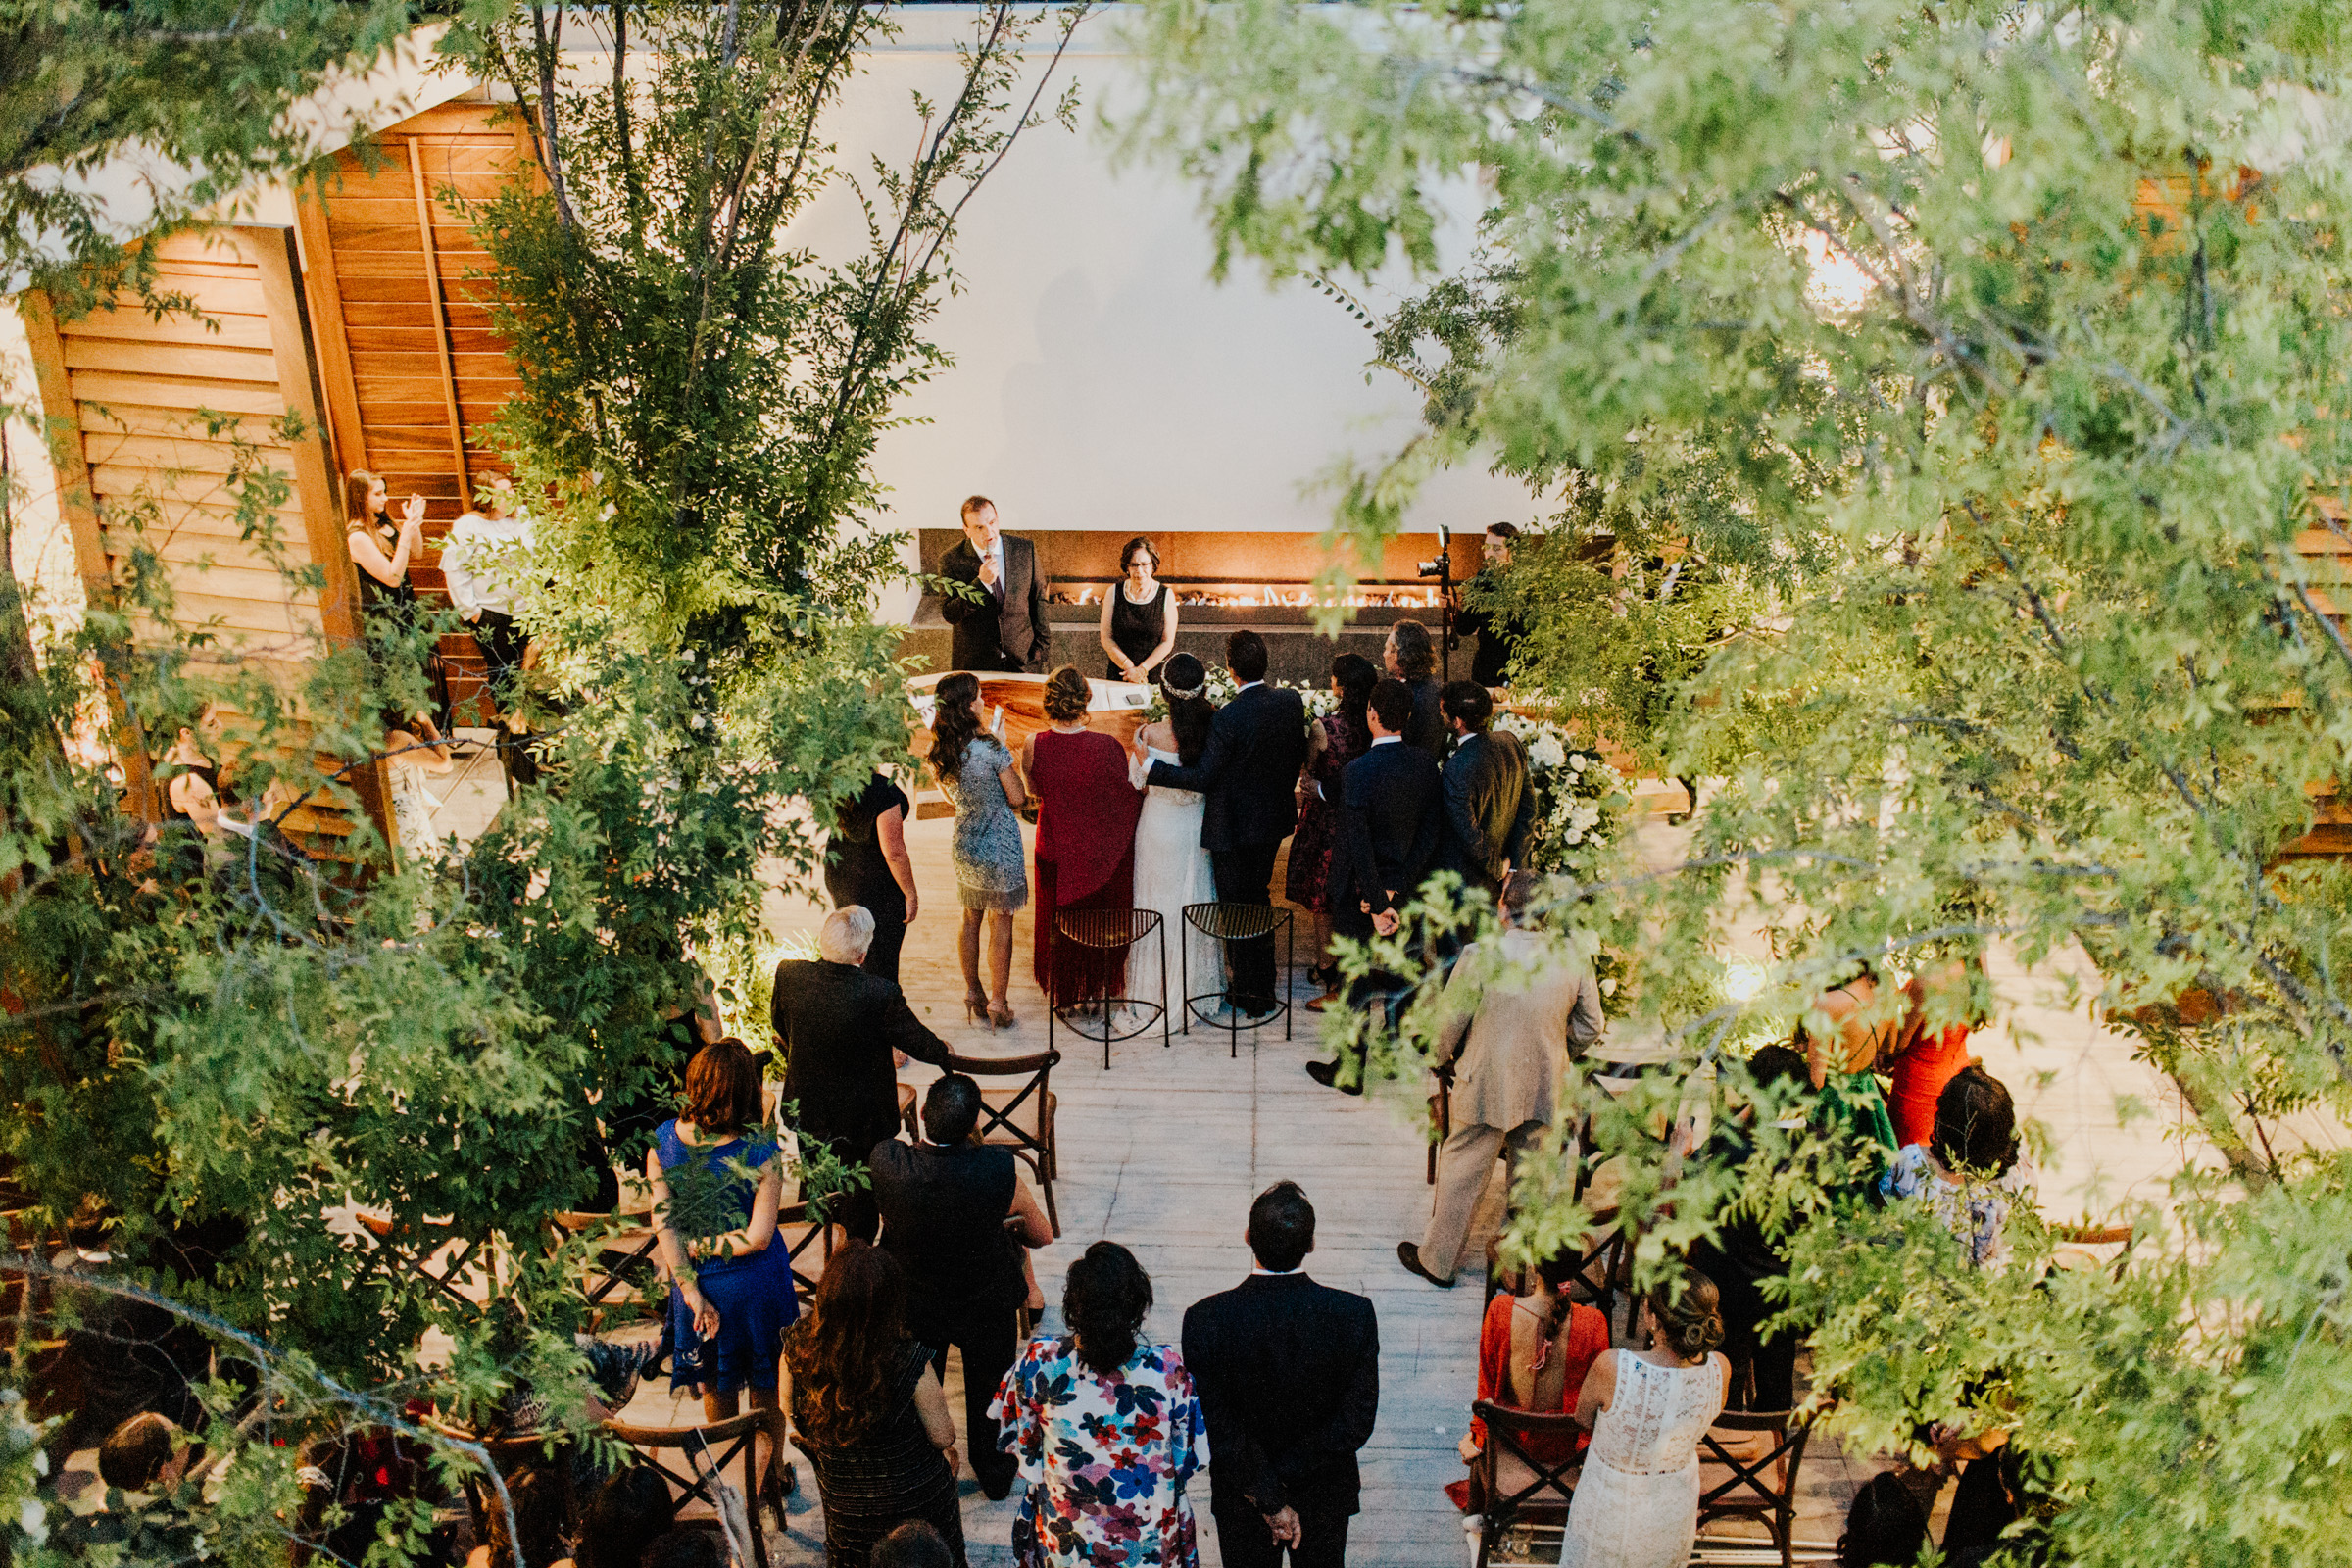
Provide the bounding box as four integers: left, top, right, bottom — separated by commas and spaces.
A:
1047, 908, 1170, 1069
1181, 901, 1295, 1056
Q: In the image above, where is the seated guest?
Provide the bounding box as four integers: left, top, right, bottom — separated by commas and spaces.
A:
1432, 682, 1535, 906
1558, 1274, 1731, 1568
1684, 1044, 1811, 1409
1023, 665, 1145, 1011
576, 1466, 676, 1568
648, 1040, 797, 1437
1181, 1183, 1380, 1568
1445, 1250, 1611, 1513
1304, 678, 1440, 1084
1880, 1065, 2034, 1269
993, 1242, 1207, 1568
1838, 1471, 1930, 1568
98, 1413, 190, 1496
784, 1243, 965, 1568
774, 906, 951, 1240
869, 1074, 1054, 1501
1398, 871, 1604, 1287
872, 1520, 956, 1568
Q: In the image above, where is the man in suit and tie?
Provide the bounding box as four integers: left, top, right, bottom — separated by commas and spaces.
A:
1398, 869, 1605, 1287
772, 906, 951, 1240
1182, 1181, 1380, 1568
1146, 629, 1308, 1019
1432, 681, 1536, 905
1306, 678, 1441, 1089
938, 495, 1052, 673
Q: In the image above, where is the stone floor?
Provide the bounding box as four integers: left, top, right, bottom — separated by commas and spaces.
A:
432, 765, 2196, 1565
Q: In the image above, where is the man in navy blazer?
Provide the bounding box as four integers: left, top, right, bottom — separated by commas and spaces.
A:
1147, 629, 1308, 1016
1181, 1182, 1380, 1568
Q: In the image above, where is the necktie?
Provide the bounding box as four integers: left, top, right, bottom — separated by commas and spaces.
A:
990, 552, 1004, 602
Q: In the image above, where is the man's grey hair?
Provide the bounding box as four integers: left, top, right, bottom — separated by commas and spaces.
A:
818, 906, 876, 964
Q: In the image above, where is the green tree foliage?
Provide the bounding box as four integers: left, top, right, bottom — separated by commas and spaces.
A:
1130, 0, 2352, 1558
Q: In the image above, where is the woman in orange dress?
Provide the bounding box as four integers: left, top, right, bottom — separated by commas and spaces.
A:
1023, 667, 1145, 1011
1446, 1250, 1612, 1512
1885, 956, 1985, 1150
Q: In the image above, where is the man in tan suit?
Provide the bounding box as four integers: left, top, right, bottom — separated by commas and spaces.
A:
1397, 870, 1605, 1288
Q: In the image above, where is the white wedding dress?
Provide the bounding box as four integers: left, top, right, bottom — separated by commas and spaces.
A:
1129, 745, 1225, 1011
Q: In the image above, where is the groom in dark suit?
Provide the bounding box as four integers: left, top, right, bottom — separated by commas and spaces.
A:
1146, 629, 1308, 1017
1182, 1181, 1381, 1568
938, 495, 1051, 673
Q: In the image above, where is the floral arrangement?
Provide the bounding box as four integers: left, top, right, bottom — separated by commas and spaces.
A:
1494, 710, 1631, 882
1138, 669, 1329, 725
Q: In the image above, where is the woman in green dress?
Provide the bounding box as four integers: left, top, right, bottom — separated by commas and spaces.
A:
1795, 966, 1901, 1159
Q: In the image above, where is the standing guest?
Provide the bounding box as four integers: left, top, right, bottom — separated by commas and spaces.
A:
1287, 653, 1378, 1004
648, 1040, 798, 1430
1100, 535, 1180, 684
1454, 524, 1526, 689
868, 1074, 1054, 1503
872, 1520, 956, 1568
1886, 956, 1985, 1151
1445, 1250, 1612, 1512
773, 906, 952, 1242
784, 1243, 966, 1568
824, 771, 919, 984
1881, 1065, 2034, 1270
1432, 682, 1535, 905
1181, 1183, 1379, 1568
1558, 1275, 1732, 1568
928, 671, 1029, 1027
1145, 631, 1308, 1022
993, 1242, 1207, 1568
1126, 653, 1224, 1002
939, 496, 1051, 674
1304, 679, 1440, 1077
346, 469, 454, 851
1398, 870, 1603, 1283
1024, 666, 1145, 1012
1682, 1044, 1812, 1410
1383, 620, 1445, 757
438, 474, 539, 787
1797, 966, 1902, 1157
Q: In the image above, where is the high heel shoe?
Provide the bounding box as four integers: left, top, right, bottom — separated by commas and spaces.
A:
964, 987, 990, 1026
988, 1001, 1017, 1029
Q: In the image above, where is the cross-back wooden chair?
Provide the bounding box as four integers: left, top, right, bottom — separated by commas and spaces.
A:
547, 1209, 663, 1320
422, 1422, 579, 1568
773, 1200, 836, 1298
605, 1408, 790, 1568
1468, 1400, 1584, 1568
1695, 1408, 1818, 1568
942, 1048, 1062, 1236
355, 1212, 488, 1322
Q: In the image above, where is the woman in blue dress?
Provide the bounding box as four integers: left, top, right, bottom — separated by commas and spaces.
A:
648, 1039, 798, 1441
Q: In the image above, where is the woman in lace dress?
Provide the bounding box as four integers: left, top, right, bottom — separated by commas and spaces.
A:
1559, 1273, 1731, 1568
928, 671, 1029, 1028
1126, 654, 1224, 1007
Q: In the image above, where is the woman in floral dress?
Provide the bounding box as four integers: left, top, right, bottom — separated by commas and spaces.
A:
991, 1242, 1207, 1568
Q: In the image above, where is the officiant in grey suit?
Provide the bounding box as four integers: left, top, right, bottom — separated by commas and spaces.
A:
939, 495, 1052, 673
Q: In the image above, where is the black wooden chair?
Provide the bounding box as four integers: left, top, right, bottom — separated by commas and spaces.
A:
1468, 1400, 1583, 1568
1695, 1407, 1817, 1568
606, 1408, 791, 1568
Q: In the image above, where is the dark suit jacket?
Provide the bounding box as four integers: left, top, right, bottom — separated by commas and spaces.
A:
1435, 728, 1535, 895
1327, 739, 1441, 918
1146, 682, 1309, 851
939, 534, 1051, 673
1181, 1272, 1380, 1518
1403, 676, 1446, 758
771, 958, 948, 1155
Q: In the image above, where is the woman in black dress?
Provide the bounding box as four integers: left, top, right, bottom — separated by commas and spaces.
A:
783, 1242, 966, 1568
1097, 535, 1179, 684
824, 770, 918, 982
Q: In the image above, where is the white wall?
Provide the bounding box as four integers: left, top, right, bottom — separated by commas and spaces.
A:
797, 8, 1539, 612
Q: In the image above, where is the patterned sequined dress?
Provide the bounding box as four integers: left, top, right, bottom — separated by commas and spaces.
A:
946, 734, 1029, 912
991, 1334, 1207, 1568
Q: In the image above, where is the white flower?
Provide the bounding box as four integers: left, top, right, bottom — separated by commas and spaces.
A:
1528, 732, 1568, 771
20, 1498, 47, 1546
1568, 752, 1589, 773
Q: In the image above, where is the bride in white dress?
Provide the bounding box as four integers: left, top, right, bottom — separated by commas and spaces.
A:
1559, 1273, 1732, 1568
1127, 654, 1225, 1009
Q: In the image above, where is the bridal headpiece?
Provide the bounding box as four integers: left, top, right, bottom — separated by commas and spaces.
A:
1161, 674, 1205, 701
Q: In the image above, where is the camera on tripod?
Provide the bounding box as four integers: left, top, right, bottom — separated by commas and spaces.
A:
1417, 524, 1452, 583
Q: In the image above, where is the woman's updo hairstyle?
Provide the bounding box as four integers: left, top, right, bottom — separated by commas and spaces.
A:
1647, 1269, 1726, 1361
1063, 1240, 1152, 1375
1043, 665, 1092, 724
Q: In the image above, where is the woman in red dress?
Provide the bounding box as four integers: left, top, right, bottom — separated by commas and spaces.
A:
1446, 1249, 1611, 1513
1022, 666, 1145, 1011
1886, 956, 1985, 1149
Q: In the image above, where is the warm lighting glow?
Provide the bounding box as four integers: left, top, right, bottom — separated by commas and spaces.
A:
1799, 228, 1874, 316
1724, 960, 1768, 1003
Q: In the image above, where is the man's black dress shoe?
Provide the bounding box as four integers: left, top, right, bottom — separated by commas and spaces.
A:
1303, 1059, 1363, 1095
1397, 1241, 1456, 1289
